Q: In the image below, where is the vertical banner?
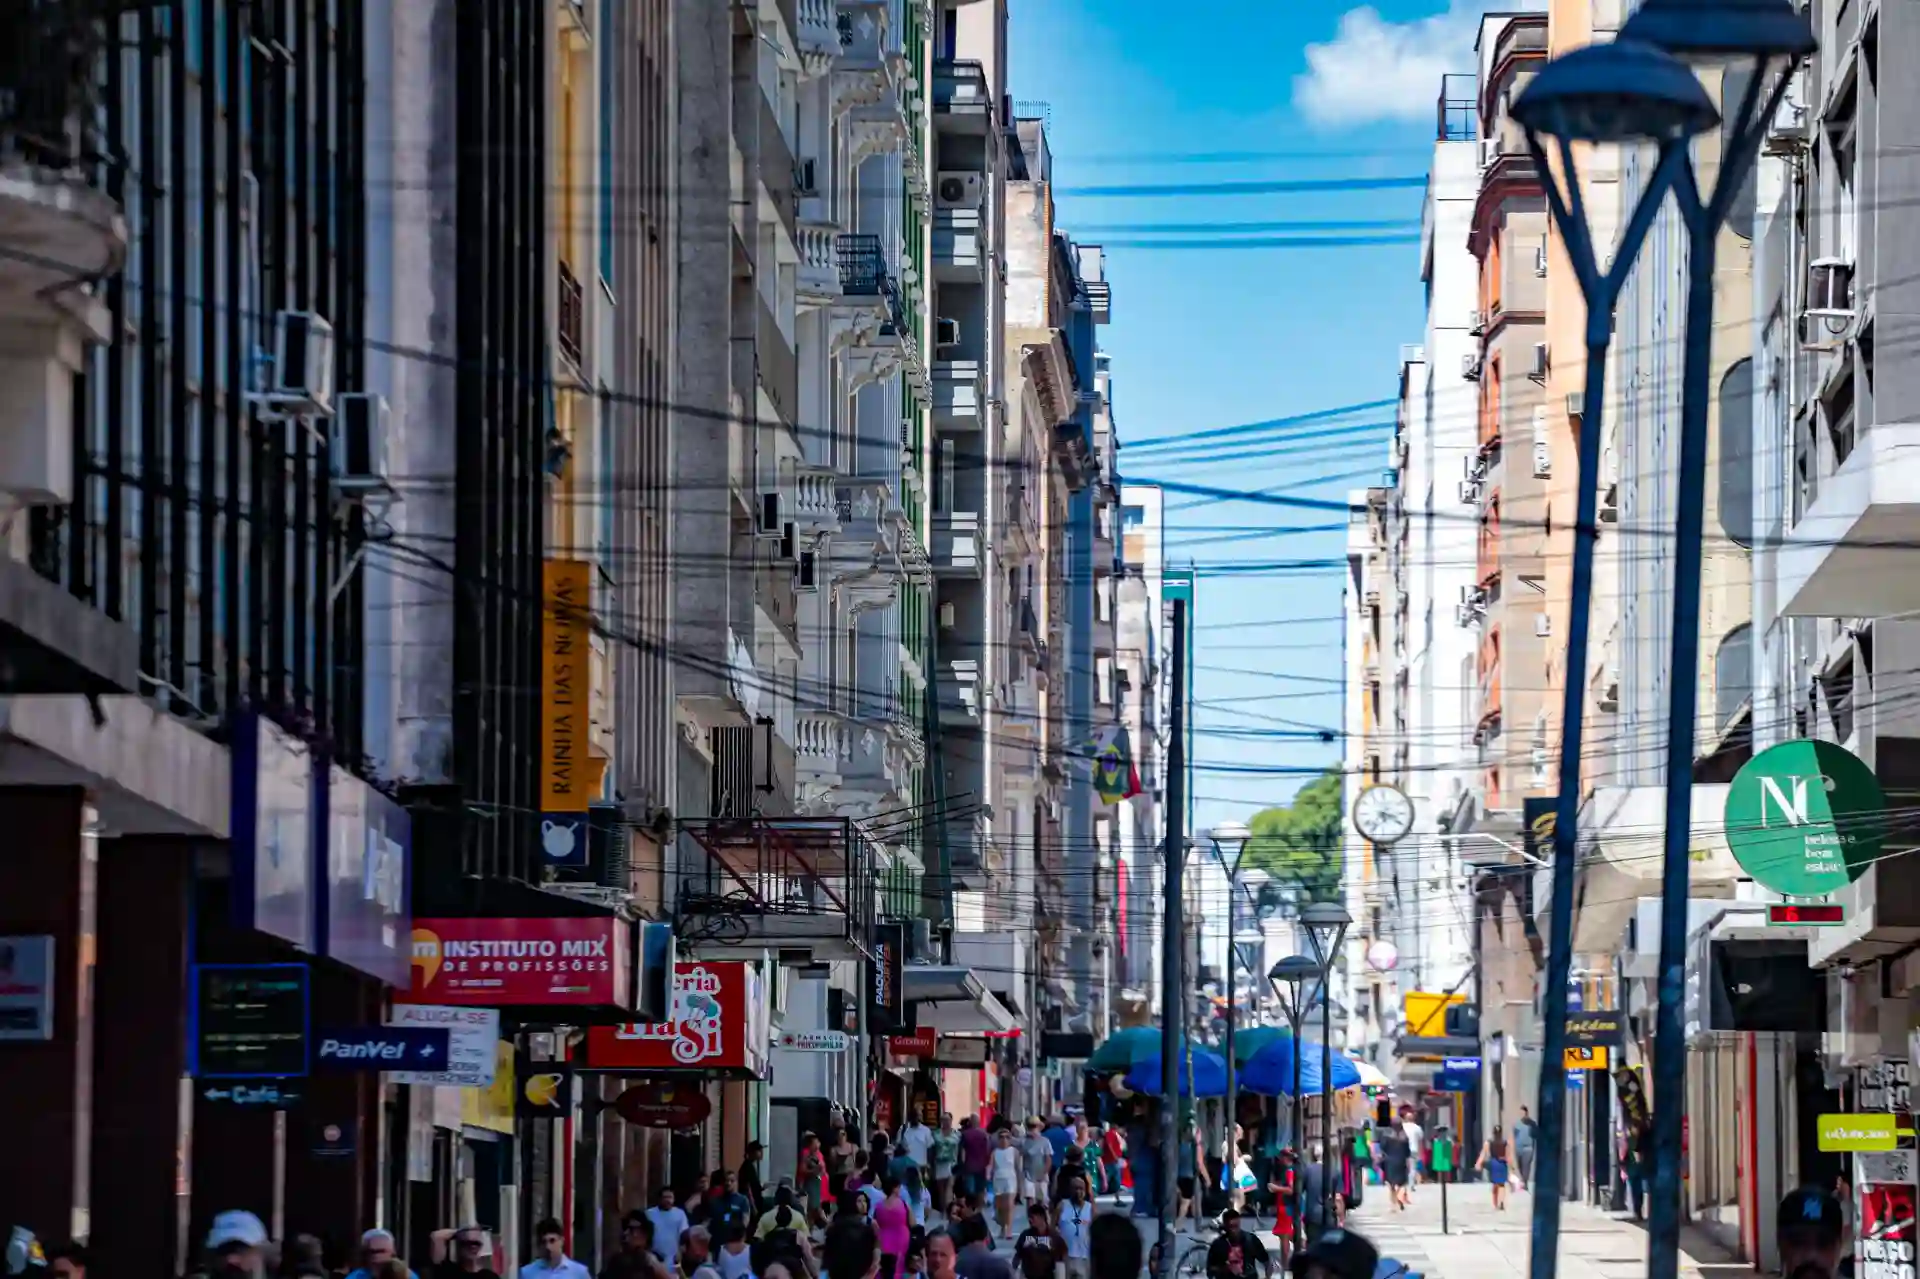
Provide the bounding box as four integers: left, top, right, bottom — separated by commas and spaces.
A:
1856, 1151, 1916, 1279
869, 923, 907, 1033
541, 559, 594, 866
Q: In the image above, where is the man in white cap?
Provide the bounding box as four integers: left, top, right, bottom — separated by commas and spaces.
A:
346, 1229, 418, 1279
203, 1211, 269, 1278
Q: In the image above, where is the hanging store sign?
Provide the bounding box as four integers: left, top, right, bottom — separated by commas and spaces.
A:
230, 712, 317, 950
0, 936, 55, 1041
777, 1029, 852, 1053
317, 764, 413, 987
408, 917, 631, 1008
540, 559, 596, 867
614, 1081, 712, 1128
931, 1037, 991, 1068
1565, 1011, 1623, 1047
515, 1055, 572, 1119
889, 1028, 938, 1058
870, 922, 907, 1033
191, 963, 311, 1079
1614, 1064, 1650, 1135
1856, 1170, 1917, 1279
384, 1004, 500, 1088
1821, 1114, 1900, 1153
1565, 1046, 1608, 1071
1726, 740, 1884, 896
585, 961, 770, 1077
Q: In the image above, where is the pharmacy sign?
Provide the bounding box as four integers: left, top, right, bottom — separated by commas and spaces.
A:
1726, 741, 1884, 896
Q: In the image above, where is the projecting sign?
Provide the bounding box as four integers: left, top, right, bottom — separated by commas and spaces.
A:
0, 936, 55, 1041
777, 1029, 851, 1053
384, 1004, 500, 1087
1820, 1114, 1900, 1153
1726, 740, 1884, 896
1565, 1012, 1623, 1047
191, 963, 311, 1079
313, 1026, 451, 1072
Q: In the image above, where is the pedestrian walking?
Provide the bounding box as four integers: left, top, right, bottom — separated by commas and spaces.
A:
1475, 1127, 1512, 1210
1512, 1107, 1537, 1192
196, 1211, 272, 1279
876, 1178, 914, 1279
932, 1116, 961, 1211
924, 1229, 959, 1279
649, 1190, 693, 1266
1011, 1204, 1064, 1279
1019, 1120, 1053, 1206
1098, 1126, 1127, 1206
831, 1128, 861, 1205
524, 1218, 592, 1279
742, 1142, 768, 1219
1053, 1182, 1093, 1279
989, 1130, 1021, 1239
1779, 1187, 1848, 1279
903, 1114, 936, 1178
1288, 1229, 1378, 1279
347, 1231, 419, 1279
959, 1119, 993, 1207
1086, 1216, 1140, 1279
604, 1214, 670, 1279
800, 1133, 830, 1224
429, 1224, 502, 1279
1377, 1125, 1410, 1211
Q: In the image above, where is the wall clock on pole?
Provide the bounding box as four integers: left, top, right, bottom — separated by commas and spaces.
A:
1353, 783, 1414, 846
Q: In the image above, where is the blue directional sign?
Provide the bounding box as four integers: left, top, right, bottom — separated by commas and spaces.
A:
313, 1026, 452, 1071
1433, 1069, 1476, 1093
1442, 1056, 1482, 1074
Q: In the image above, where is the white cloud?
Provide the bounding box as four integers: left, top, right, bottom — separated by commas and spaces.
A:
1293, 0, 1544, 129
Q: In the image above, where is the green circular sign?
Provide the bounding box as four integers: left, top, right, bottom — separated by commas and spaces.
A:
1726, 740, 1885, 896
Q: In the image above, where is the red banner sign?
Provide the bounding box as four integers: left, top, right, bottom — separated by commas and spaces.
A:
889, 1028, 937, 1058
586, 962, 768, 1076
407, 918, 630, 1007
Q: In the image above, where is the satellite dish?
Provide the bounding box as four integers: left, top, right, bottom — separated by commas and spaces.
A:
1366, 940, 1399, 973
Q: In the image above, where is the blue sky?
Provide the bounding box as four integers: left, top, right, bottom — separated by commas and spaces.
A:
1006, 0, 1509, 835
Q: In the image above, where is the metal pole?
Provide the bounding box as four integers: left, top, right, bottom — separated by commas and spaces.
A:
1290, 1002, 1303, 1251
1159, 597, 1188, 1279
1319, 963, 1333, 1227
1223, 863, 1239, 1190
1520, 131, 1689, 1279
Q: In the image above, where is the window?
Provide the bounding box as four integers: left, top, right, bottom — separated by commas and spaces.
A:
1715, 625, 1752, 733
1122, 503, 1146, 529
1717, 359, 1754, 547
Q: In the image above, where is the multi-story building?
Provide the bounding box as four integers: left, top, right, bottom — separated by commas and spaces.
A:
1116, 483, 1166, 1020
1342, 483, 1394, 1067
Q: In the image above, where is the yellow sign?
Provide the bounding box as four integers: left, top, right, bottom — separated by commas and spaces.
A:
1817, 1113, 1898, 1152
541, 559, 593, 812
1566, 1046, 1608, 1071
1405, 990, 1467, 1038
462, 1042, 516, 1135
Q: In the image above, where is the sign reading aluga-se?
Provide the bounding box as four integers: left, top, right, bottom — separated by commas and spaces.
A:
1726, 740, 1885, 897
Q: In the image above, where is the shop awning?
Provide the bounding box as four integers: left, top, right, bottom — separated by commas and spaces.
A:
1393, 1034, 1478, 1059
1541, 784, 1742, 954
904, 965, 1018, 1033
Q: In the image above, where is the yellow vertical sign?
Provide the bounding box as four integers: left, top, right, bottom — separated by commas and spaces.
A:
542, 559, 593, 813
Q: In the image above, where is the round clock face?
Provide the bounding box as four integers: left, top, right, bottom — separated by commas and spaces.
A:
1354, 784, 1414, 845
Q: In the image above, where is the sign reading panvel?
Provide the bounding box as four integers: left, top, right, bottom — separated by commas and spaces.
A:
1726, 740, 1885, 896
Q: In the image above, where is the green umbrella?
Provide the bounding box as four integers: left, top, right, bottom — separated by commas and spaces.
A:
1086, 1026, 1161, 1073
1231, 1025, 1289, 1065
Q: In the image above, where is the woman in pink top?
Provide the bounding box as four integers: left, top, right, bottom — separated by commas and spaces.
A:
874, 1175, 913, 1279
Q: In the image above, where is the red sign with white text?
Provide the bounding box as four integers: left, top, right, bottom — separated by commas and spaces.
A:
407, 918, 630, 1007
586, 962, 768, 1076
889, 1028, 937, 1058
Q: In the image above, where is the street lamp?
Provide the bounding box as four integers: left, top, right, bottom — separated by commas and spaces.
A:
1207, 821, 1252, 1177
1297, 901, 1349, 1217
1513, 7, 1813, 1279
1268, 954, 1321, 1252
1509, 36, 1717, 1279
1607, 9, 1814, 1279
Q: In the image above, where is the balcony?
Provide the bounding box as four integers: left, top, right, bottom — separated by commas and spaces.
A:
0, 6, 126, 513
791, 463, 841, 536
795, 0, 838, 73
933, 360, 984, 429
830, 478, 914, 588
836, 3, 913, 168
933, 510, 982, 577
939, 656, 981, 726
1779, 424, 1920, 616
673, 818, 877, 961
797, 222, 840, 305
795, 710, 851, 797
943, 812, 993, 890
757, 95, 798, 246
755, 291, 797, 425
933, 60, 992, 132
933, 205, 986, 281
1002, 486, 1039, 557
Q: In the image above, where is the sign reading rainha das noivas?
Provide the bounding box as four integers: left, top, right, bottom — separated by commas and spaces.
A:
1726, 740, 1885, 897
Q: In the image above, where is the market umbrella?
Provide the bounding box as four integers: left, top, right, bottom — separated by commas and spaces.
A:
1238, 1037, 1363, 1097
1086, 1026, 1161, 1074
1232, 1025, 1289, 1066
1124, 1047, 1230, 1098
1347, 1058, 1391, 1090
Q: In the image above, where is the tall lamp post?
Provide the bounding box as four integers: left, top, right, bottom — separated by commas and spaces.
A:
1269, 955, 1322, 1252
1507, 38, 1718, 1279
1298, 901, 1350, 1214
1513, 7, 1814, 1279
1207, 821, 1253, 1176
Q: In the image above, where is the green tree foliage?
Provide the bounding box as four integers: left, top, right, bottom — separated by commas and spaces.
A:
1242, 768, 1345, 901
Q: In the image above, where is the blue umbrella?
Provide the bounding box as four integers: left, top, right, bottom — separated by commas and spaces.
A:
1239, 1037, 1363, 1097
1123, 1047, 1230, 1097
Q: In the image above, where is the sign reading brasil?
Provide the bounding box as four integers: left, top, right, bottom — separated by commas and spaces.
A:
1726, 740, 1884, 897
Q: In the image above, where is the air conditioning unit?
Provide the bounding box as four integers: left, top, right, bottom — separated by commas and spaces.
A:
935, 171, 983, 210
1458, 478, 1480, 505
938, 601, 956, 629
1454, 601, 1480, 629
1535, 614, 1552, 638
266, 311, 336, 417
1765, 67, 1811, 154
1479, 136, 1503, 169
1805, 258, 1856, 321
757, 491, 784, 538
1468, 309, 1486, 336
331, 394, 392, 493
1462, 353, 1482, 381
1533, 441, 1552, 478
935, 316, 962, 348
793, 157, 819, 197
1535, 241, 1550, 277
794, 549, 820, 592
1529, 342, 1550, 379
1565, 390, 1584, 419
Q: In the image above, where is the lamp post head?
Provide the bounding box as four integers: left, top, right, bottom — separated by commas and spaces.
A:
1207, 821, 1252, 866
1268, 955, 1321, 989
1512, 40, 1721, 144
1618, 0, 1817, 61
1297, 901, 1351, 969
